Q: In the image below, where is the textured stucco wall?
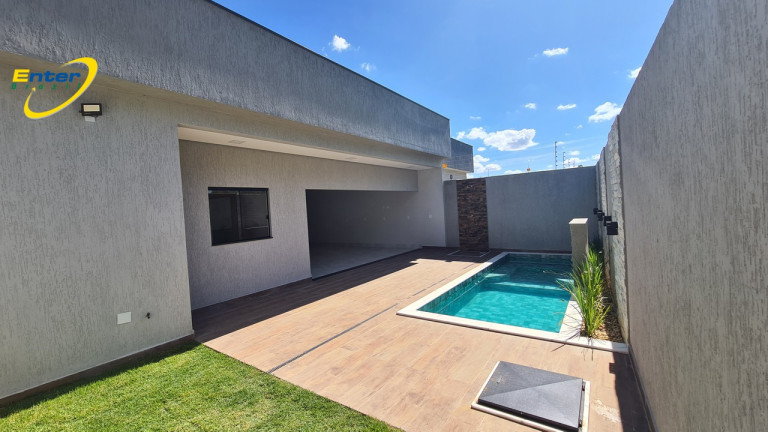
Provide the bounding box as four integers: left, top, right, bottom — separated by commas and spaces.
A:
0, 38, 449, 397
486, 168, 598, 252
181, 142, 442, 309
0, 0, 450, 158
596, 120, 629, 341
446, 139, 473, 172
0, 69, 193, 400
443, 181, 460, 247
305, 171, 445, 249
616, 0, 768, 430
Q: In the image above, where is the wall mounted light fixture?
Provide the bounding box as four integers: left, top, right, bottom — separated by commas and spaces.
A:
606, 221, 619, 235
80, 103, 102, 122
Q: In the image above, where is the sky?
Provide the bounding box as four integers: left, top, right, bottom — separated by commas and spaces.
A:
215, 0, 673, 176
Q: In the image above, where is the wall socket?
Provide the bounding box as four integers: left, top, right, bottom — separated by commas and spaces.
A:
117, 312, 131, 325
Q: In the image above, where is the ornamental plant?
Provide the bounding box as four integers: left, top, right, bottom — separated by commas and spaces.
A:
560, 247, 610, 338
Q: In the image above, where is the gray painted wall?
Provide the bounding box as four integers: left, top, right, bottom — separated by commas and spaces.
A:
443, 182, 460, 247
0, 44, 449, 396
595, 121, 629, 341
613, 0, 768, 430
0, 68, 193, 400
447, 139, 473, 172
485, 168, 598, 252
181, 142, 446, 309
0, 0, 450, 158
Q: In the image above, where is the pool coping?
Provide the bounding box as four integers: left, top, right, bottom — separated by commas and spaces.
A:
397, 252, 628, 354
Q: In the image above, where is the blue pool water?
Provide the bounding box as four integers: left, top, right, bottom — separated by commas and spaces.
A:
419, 254, 573, 333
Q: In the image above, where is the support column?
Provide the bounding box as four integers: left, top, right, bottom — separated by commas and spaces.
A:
569, 218, 589, 268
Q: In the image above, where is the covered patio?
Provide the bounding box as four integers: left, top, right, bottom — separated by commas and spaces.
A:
192, 248, 649, 431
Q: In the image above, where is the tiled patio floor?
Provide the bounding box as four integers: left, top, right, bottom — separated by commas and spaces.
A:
192, 248, 649, 431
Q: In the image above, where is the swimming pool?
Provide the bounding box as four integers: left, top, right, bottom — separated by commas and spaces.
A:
418, 253, 573, 332
398, 252, 628, 352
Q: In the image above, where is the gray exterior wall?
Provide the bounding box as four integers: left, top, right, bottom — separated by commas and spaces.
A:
443, 182, 460, 247
0, 6, 450, 395
485, 168, 598, 252
181, 143, 445, 309
446, 139, 474, 172
0, 68, 193, 400
607, 0, 768, 430
596, 121, 629, 341
306, 169, 446, 250
0, 0, 450, 158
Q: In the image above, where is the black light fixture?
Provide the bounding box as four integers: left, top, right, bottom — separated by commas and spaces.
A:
603, 216, 613, 226
596, 210, 605, 221
79, 103, 102, 121
593, 208, 600, 214
606, 221, 619, 235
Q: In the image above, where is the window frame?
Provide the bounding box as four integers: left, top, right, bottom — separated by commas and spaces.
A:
207, 186, 272, 246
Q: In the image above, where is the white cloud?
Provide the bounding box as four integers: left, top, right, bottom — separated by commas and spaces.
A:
478, 147, 487, 152
473, 155, 501, 174
485, 129, 538, 151
557, 104, 577, 111
524, 103, 537, 110
543, 47, 569, 57
505, 169, 524, 175
470, 115, 482, 120
457, 127, 538, 152
360, 62, 375, 73
331, 35, 350, 52
563, 157, 584, 168
629, 67, 642, 79
592, 154, 601, 161
568, 150, 580, 156
576, 124, 583, 129
588, 102, 622, 123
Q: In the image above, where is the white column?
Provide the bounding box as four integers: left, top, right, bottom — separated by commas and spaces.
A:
569, 218, 589, 268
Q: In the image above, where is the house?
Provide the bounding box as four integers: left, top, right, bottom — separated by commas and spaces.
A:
0, 0, 471, 401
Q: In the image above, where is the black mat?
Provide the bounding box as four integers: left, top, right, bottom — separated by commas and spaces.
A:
477, 361, 584, 431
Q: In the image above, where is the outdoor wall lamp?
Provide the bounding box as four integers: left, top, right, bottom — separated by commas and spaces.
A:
596, 210, 605, 221
593, 208, 601, 214
79, 103, 102, 122
606, 221, 619, 236
603, 216, 613, 226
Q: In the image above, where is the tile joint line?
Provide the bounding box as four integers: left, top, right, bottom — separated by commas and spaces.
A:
267, 304, 397, 374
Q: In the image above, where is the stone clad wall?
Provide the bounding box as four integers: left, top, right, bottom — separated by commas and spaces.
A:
596, 119, 629, 341
456, 178, 489, 251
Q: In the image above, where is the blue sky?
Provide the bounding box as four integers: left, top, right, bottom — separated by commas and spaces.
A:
216, 0, 673, 176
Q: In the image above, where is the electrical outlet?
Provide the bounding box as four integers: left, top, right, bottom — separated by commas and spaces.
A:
117, 312, 131, 325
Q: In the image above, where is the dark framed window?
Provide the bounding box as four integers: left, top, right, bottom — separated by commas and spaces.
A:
208, 187, 271, 245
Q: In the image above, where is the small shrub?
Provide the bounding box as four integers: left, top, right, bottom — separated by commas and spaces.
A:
559, 248, 610, 338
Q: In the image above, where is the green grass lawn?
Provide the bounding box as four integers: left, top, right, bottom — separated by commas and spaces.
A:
0, 342, 397, 431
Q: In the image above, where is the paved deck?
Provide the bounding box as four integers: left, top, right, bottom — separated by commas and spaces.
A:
193, 248, 649, 432
309, 243, 419, 278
